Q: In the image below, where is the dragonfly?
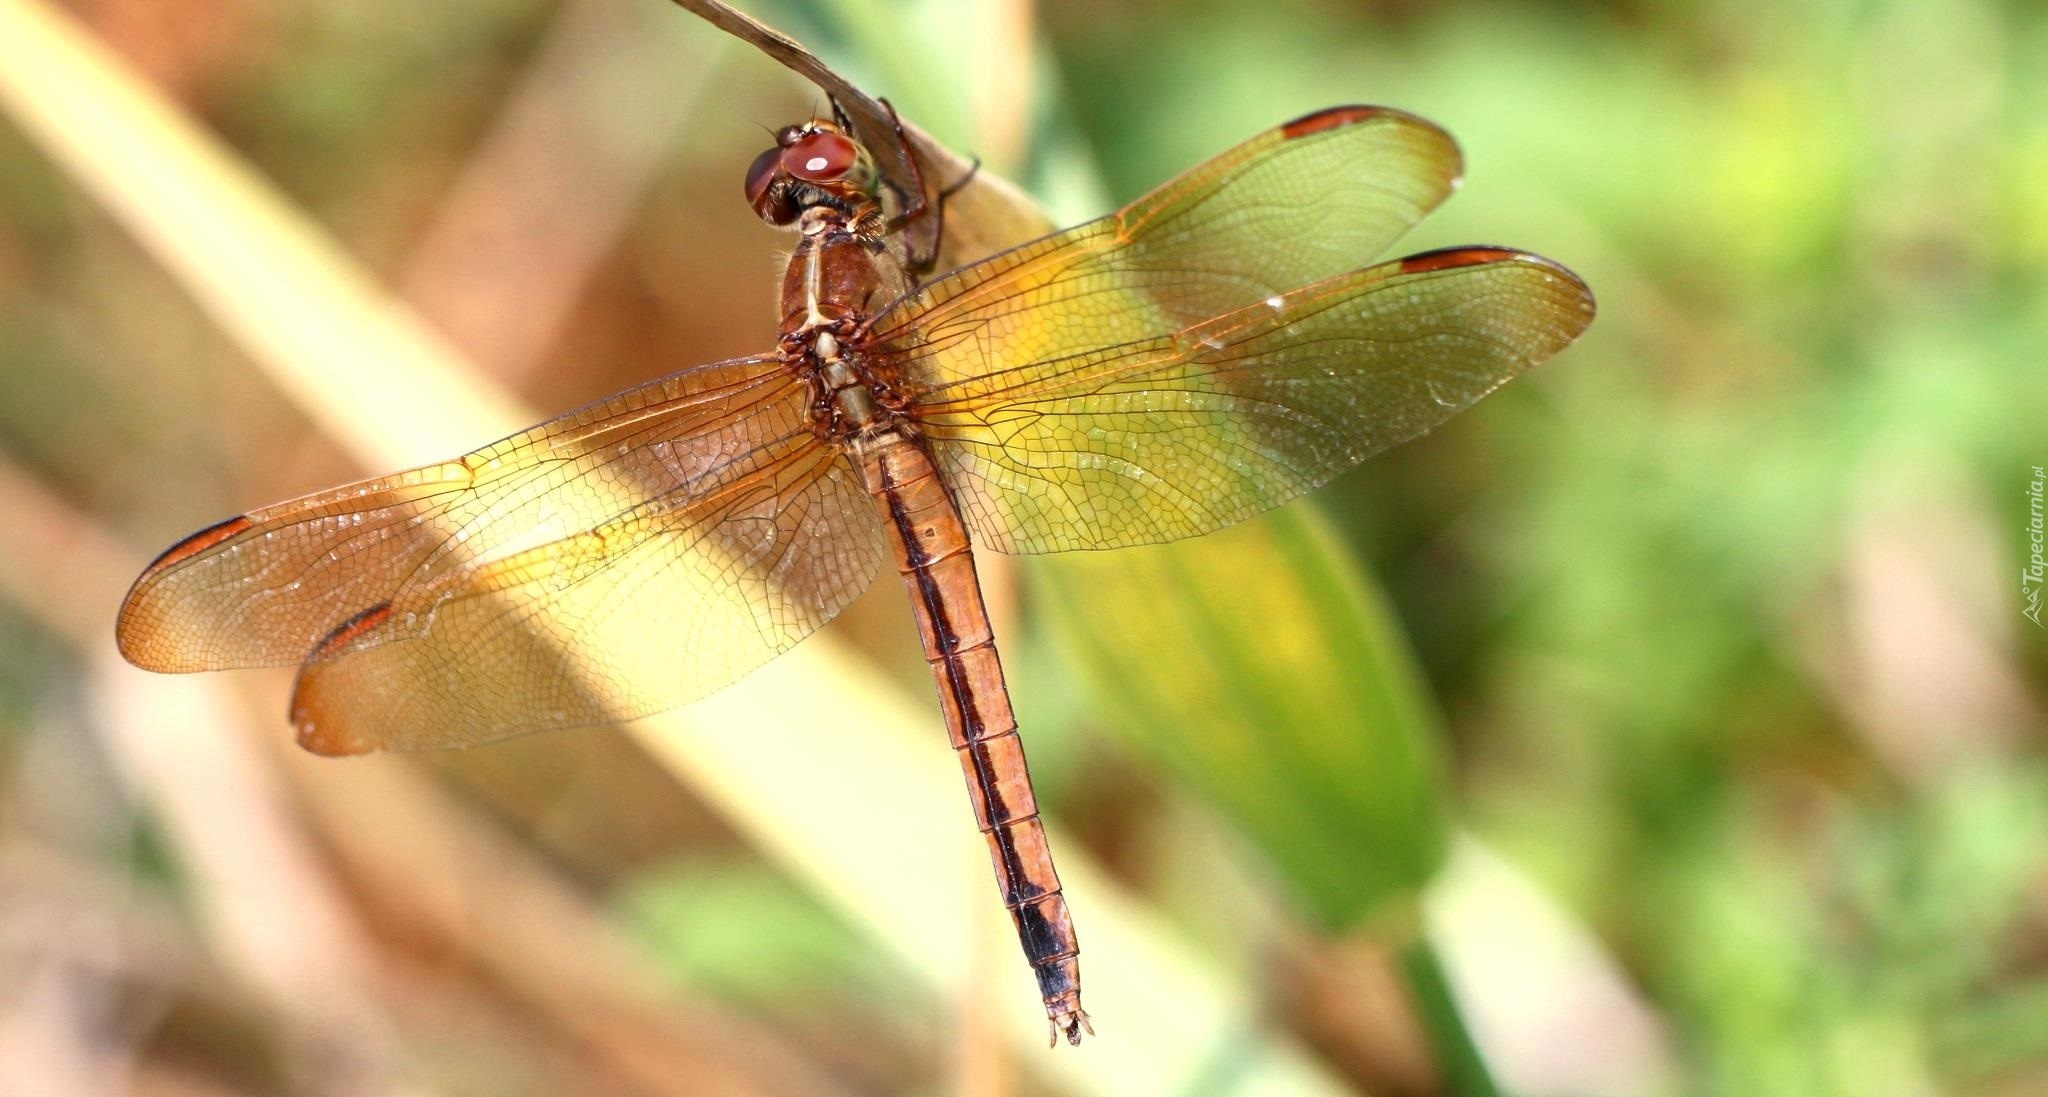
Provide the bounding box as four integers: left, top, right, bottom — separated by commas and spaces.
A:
117, 104, 1594, 1045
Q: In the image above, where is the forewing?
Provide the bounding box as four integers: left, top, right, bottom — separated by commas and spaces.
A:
883, 249, 1594, 553
117, 355, 886, 751
865, 105, 1462, 369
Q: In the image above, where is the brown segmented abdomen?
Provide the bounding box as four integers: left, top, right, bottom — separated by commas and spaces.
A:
856, 431, 1090, 1045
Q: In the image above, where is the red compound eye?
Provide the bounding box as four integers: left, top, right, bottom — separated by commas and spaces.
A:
743, 145, 782, 208
781, 130, 858, 183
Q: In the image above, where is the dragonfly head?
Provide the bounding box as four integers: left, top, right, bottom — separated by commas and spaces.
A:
744, 118, 882, 228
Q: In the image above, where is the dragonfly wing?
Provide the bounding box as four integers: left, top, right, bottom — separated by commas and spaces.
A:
117, 355, 886, 752
869, 105, 1461, 360
882, 247, 1594, 553
864, 106, 1578, 553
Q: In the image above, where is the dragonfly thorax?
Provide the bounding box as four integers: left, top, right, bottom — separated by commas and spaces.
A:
778, 202, 911, 445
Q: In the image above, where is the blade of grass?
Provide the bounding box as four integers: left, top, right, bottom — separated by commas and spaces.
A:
401, 0, 723, 382
1035, 506, 1450, 929
1398, 939, 1501, 1097
0, 466, 426, 1097
1031, 469, 1495, 1096
0, 0, 523, 468
0, 0, 1365, 1089
0, 457, 868, 1097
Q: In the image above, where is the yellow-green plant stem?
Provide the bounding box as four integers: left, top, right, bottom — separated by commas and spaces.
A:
1399, 937, 1502, 1097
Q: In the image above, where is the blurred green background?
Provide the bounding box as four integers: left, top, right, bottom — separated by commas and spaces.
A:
1, 0, 2043, 1095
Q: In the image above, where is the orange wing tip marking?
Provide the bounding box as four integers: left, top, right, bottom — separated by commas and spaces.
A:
289, 602, 393, 755
1280, 104, 1397, 139
1396, 246, 1598, 317
138, 514, 255, 579
1397, 245, 1532, 273
118, 513, 258, 669
305, 602, 394, 662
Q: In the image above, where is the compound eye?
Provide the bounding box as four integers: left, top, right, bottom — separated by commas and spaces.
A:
743, 145, 782, 208
782, 129, 858, 183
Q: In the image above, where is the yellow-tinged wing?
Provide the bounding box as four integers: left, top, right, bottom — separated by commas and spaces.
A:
117, 356, 884, 753
867, 108, 1591, 553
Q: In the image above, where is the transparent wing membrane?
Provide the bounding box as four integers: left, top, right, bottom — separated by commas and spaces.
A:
117, 356, 885, 751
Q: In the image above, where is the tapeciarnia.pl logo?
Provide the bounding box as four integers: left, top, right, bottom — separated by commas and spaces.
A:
2026, 465, 2045, 628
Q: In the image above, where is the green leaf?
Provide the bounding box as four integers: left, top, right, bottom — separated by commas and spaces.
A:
1033, 503, 1449, 930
